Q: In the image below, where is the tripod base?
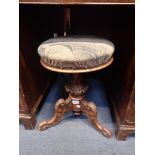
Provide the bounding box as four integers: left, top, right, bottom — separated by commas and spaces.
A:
38, 74, 112, 138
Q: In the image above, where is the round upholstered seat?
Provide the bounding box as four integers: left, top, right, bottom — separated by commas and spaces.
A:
38, 37, 115, 73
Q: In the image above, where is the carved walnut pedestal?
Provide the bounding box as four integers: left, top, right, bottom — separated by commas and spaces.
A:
37, 37, 115, 138
38, 74, 112, 138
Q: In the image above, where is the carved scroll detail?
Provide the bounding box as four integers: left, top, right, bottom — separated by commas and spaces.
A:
38, 99, 70, 131
83, 101, 112, 138
38, 74, 112, 138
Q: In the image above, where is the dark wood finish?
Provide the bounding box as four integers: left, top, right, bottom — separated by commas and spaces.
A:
19, 50, 52, 129
19, 4, 135, 140
19, 5, 58, 129
115, 56, 135, 140
39, 73, 112, 138
19, 52, 37, 129
109, 54, 135, 140
19, 0, 135, 5
113, 85, 135, 140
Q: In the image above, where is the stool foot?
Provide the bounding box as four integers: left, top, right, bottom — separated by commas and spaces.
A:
38, 98, 69, 131
83, 101, 112, 138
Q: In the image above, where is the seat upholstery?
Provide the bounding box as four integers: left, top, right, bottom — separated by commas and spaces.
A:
38, 37, 115, 70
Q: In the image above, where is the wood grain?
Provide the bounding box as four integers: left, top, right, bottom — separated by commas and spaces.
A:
19, 5, 58, 129
19, 5, 135, 136
39, 74, 112, 138
19, 0, 135, 5
40, 58, 113, 73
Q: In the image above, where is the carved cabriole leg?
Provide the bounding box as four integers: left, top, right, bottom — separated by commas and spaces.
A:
38, 98, 70, 131
38, 73, 112, 138
82, 100, 112, 138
